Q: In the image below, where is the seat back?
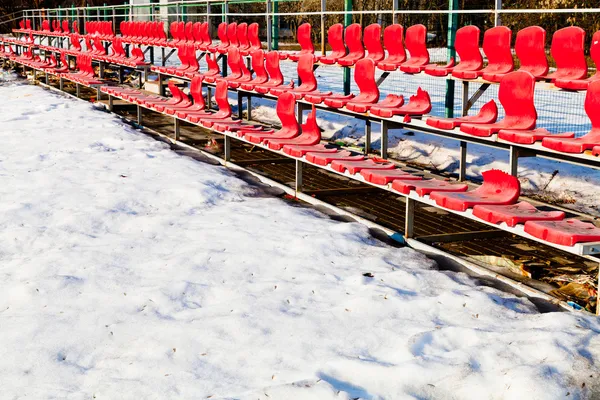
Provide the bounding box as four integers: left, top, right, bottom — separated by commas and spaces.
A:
301, 106, 321, 140
187, 44, 199, 71
297, 54, 317, 90
454, 25, 482, 72
498, 71, 537, 126
227, 22, 239, 47
251, 50, 268, 81
248, 23, 261, 49
206, 52, 221, 75
550, 26, 587, 79
62, 20, 70, 34
277, 92, 299, 135
383, 24, 406, 62
353, 59, 379, 103
167, 80, 184, 103
131, 47, 145, 62
265, 51, 284, 84
344, 23, 364, 58
184, 21, 194, 42
217, 22, 228, 45
237, 22, 250, 49
590, 30, 600, 78
190, 76, 206, 108
405, 24, 429, 64
364, 24, 384, 62
586, 80, 600, 131
327, 23, 346, 57
515, 26, 548, 77
169, 21, 178, 40
214, 80, 232, 116
482, 26, 513, 73
227, 46, 243, 77
192, 22, 203, 43
158, 21, 167, 40
200, 22, 211, 46
297, 23, 314, 54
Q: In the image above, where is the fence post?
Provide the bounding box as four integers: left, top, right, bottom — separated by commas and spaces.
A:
320, 0, 326, 55
272, 0, 279, 50
494, 0, 502, 26
206, 0, 211, 35
444, 0, 459, 118
266, 0, 272, 51
392, 0, 398, 24
343, 0, 352, 95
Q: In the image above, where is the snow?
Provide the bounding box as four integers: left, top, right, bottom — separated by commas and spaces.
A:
1, 78, 600, 399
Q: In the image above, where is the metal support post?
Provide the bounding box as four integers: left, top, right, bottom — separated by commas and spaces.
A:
99, 62, 104, 78
445, 0, 459, 118
320, 0, 326, 56
295, 160, 303, 193
380, 120, 389, 159
297, 102, 306, 125
405, 198, 415, 239
137, 105, 143, 126
207, 87, 212, 109
364, 119, 372, 154
118, 65, 124, 84
108, 94, 114, 111
224, 135, 231, 162
343, 0, 352, 95
509, 146, 519, 177
237, 92, 243, 119
76, 83, 80, 98
272, 0, 279, 50
494, 0, 502, 26
174, 117, 180, 141
161, 47, 166, 67
266, 0, 272, 51
59, 77, 64, 91
247, 95, 252, 121
461, 81, 469, 116
459, 141, 467, 181
392, 0, 399, 24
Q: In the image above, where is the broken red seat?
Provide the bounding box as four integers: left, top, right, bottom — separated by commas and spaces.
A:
473, 201, 565, 228
461, 71, 537, 137
425, 26, 482, 77
370, 88, 431, 118
198, 53, 222, 83
269, 54, 330, 100
337, 24, 364, 67
319, 24, 347, 65
392, 179, 468, 197
331, 158, 395, 175
430, 169, 520, 212
185, 80, 233, 124
364, 24, 384, 64
244, 92, 299, 144
542, 80, 600, 153
477, 26, 514, 82
524, 219, 600, 246
554, 30, 600, 91
426, 100, 497, 130
498, 128, 574, 145
399, 24, 429, 74
360, 169, 423, 185
212, 120, 268, 133
287, 23, 315, 62
541, 26, 588, 82
265, 105, 322, 150
514, 26, 549, 80
305, 151, 364, 166
282, 143, 338, 158
378, 24, 406, 71
245, 51, 288, 92
237, 49, 268, 90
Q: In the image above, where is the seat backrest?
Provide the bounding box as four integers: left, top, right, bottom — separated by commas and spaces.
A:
131, 47, 145, 61
550, 26, 587, 77
190, 76, 206, 108
251, 49, 268, 80
482, 26, 513, 71
200, 22, 211, 45
206, 52, 220, 74
227, 46, 242, 76
227, 22, 239, 47
72, 21, 79, 34
454, 25, 482, 71
297, 54, 317, 89
167, 80, 184, 102
353, 58, 379, 102
237, 22, 249, 48
248, 23, 261, 49
344, 23, 364, 56
60, 52, 68, 68
185, 21, 194, 41
277, 92, 299, 134
62, 20, 70, 34
169, 21, 178, 40
265, 51, 284, 83
214, 80, 232, 115
217, 22, 228, 44
297, 23, 314, 53
590, 30, 600, 76
192, 22, 203, 43
498, 71, 537, 124
383, 24, 406, 62
405, 24, 429, 63
177, 21, 186, 40
158, 21, 166, 40
301, 106, 321, 139
364, 24, 384, 62
327, 23, 346, 55
586, 80, 600, 130
187, 44, 199, 70
515, 26, 548, 77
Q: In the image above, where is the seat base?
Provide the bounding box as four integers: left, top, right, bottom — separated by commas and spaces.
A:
473, 201, 565, 228
391, 179, 468, 197
524, 219, 600, 246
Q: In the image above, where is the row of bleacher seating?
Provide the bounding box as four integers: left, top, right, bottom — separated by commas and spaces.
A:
99, 80, 600, 248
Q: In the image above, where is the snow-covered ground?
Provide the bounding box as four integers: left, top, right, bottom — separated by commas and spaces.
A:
2, 76, 600, 399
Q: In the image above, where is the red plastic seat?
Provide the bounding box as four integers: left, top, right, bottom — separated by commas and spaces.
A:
514, 26, 549, 79
554, 30, 600, 91
364, 24, 384, 63
370, 88, 431, 118
331, 158, 395, 175
221, 47, 252, 88
153, 86, 193, 114
498, 128, 574, 145
238, 50, 269, 90
251, 51, 290, 93
392, 179, 468, 196
460, 71, 537, 137
305, 151, 364, 166
187, 80, 233, 124
241, 23, 261, 56
473, 201, 565, 228
198, 22, 212, 51
209, 22, 229, 53
542, 80, 600, 153
360, 169, 423, 185
399, 24, 429, 74
172, 76, 209, 119
542, 26, 588, 82
266, 105, 322, 150
269, 54, 328, 99
337, 24, 364, 66
244, 92, 299, 143
319, 24, 347, 65
199, 53, 222, 83
477, 26, 514, 82
524, 219, 600, 246
237, 23, 250, 54
287, 23, 315, 62
282, 143, 338, 157
430, 170, 520, 212
224, 22, 239, 51
426, 100, 497, 130
378, 24, 406, 71
426, 26, 482, 77
344, 59, 380, 112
